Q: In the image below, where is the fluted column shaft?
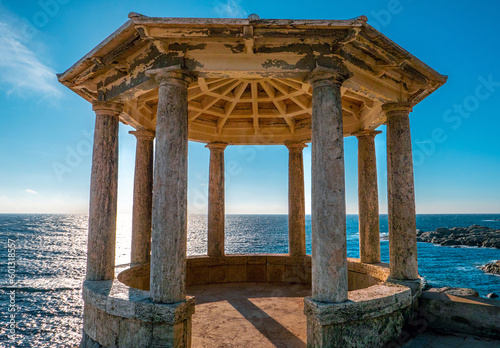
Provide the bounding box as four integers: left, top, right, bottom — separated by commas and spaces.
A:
147, 67, 195, 304
285, 141, 307, 257
355, 130, 381, 264
130, 130, 155, 266
206, 142, 228, 257
309, 66, 351, 303
383, 102, 419, 280
87, 101, 122, 281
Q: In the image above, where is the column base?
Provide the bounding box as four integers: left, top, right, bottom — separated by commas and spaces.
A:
304, 281, 416, 348
82, 280, 195, 348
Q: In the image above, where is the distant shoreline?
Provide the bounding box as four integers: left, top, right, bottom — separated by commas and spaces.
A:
417, 225, 500, 249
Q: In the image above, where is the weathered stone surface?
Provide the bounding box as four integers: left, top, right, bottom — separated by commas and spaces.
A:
309, 66, 351, 303
130, 130, 155, 266
354, 130, 381, 264
285, 141, 307, 257
383, 102, 419, 280
206, 142, 228, 257
427, 287, 479, 297
304, 282, 413, 348
81, 331, 104, 348
419, 290, 500, 339
87, 101, 122, 281
58, 14, 446, 146
82, 299, 194, 348
227, 264, 247, 282
267, 264, 286, 282
417, 225, 500, 249
148, 67, 195, 304
208, 265, 228, 283
83, 280, 195, 324
307, 309, 406, 348
285, 265, 306, 283
247, 264, 267, 282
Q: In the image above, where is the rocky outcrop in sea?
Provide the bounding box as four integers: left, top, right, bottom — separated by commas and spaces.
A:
416, 225, 500, 248
480, 260, 500, 275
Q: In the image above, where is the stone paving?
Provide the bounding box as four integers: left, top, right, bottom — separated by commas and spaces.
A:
188, 282, 309, 347
188, 282, 500, 348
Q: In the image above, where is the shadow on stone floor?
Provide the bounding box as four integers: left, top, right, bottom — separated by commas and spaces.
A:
188, 282, 310, 347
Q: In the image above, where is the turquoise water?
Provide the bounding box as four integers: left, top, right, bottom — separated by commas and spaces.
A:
0, 214, 499, 346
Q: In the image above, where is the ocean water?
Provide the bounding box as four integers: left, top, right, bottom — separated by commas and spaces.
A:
1, 213, 499, 347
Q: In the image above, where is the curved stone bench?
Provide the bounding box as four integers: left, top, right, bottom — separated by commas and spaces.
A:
118, 254, 391, 291
82, 255, 421, 347
304, 281, 420, 347
81, 279, 195, 347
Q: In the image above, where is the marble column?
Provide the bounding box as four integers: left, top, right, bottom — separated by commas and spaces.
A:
130, 129, 155, 266
383, 102, 419, 280
206, 142, 228, 257
87, 101, 122, 281
285, 141, 307, 257
309, 66, 351, 303
147, 67, 195, 304
354, 130, 382, 264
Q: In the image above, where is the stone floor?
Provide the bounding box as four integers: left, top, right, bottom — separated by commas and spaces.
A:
187, 282, 500, 348
188, 282, 310, 347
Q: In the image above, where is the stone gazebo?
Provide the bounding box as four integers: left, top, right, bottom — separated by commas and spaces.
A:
58, 13, 446, 348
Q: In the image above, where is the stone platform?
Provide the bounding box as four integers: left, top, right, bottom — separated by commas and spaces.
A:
188, 282, 310, 347
188, 282, 500, 348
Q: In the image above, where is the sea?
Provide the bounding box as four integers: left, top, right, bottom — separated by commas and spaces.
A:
0, 213, 499, 347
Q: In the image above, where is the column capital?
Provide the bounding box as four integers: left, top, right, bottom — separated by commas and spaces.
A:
284, 141, 308, 151
352, 129, 382, 139
92, 101, 123, 116
205, 142, 228, 151
129, 129, 155, 141
307, 65, 352, 88
146, 65, 197, 88
382, 102, 413, 116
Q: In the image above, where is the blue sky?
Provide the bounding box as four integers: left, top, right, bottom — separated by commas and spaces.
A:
0, 0, 499, 214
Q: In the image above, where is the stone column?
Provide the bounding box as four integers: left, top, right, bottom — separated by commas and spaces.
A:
206, 142, 228, 257
87, 101, 122, 281
383, 102, 419, 280
309, 66, 351, 303
130, 129, 155, 266
354, 130, 381, 264
285, 141, 307, 257
147, 67, 195, 304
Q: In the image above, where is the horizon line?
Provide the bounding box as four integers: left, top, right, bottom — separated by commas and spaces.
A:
1, 212, 499, 215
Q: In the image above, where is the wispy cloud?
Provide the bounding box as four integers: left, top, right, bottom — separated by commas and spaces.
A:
0, 21, 62, 100
25, 189, 38, 194
214, 0, 248, 18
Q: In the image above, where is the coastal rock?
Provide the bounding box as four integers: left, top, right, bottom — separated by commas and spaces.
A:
440, 240, 461, 246
480, 260, 500, 275
416, 225, 500, 248
487, 292, 499, 299
427, 287, 479, 297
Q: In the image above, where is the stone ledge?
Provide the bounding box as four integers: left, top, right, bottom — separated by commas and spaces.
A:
419, 290, 500, 339
83, 280, 195, 324
304, 282, 412, 325
347, 257, 391, 281
117, 255, 394, 292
